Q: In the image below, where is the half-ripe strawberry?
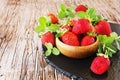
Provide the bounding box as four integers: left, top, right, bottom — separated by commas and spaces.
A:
70, 19, 77, 26
81, 36, 95, 46
48, 13, 58, 24
41, 32, 55, 45
75, 4, 87, 12
95, 20, 112, 36
72, 19, 91, 35
61, 32, 80, 46
90, 56, 110, 75
61, 25, 72, 31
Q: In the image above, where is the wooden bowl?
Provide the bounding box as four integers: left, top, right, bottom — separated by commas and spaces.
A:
56, 37, 98, 59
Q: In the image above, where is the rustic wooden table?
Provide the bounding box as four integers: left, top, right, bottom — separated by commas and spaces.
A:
0, 0, 120, 80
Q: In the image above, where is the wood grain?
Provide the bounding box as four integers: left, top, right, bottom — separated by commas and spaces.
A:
0, 0, 120, 80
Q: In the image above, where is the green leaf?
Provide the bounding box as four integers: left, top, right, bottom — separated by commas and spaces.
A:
110, 32, 118, 38
48, 24, 60, 32
60, 4, 66, 11
58, 11, 67, 19
115, 40, 120, 50
98, 44, 103, 53
58, 4, 74, 19
35, 16, 48, 33
87, 8, 96, 17
34, 26, 44, 33
110, 32, 120, 50
45, 43, 53, 49
39, 17, 46, 25
98, 35, 114, 44
77, 11, 86, 18
97, 34, 119, 58
44, 16, 51, 26
44, 43, 60, 56
66, 9, 75, 18
106, 44, 117, 53
68, 6, 74, 10
55, 33, 63, 38
52, 47, 60, 55
45, 49, 51, 56
65, 18, 70, 25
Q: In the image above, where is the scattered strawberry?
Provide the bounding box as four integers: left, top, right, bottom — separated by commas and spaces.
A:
70, 19, 77, 26
81, 36, 95, 46
72, 19, 91, 35
95, 20, 112, 36
61, 25, 72, 31
41, 32, 55, 45
61, 32, 80, 46
90, 56, 110, 75
75, 4, 87, 12
48, 13, 58, 24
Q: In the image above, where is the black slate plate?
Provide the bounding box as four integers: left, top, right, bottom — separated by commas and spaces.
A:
42, 23, 120, 80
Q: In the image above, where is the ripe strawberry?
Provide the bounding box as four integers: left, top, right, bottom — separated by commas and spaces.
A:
48, 13, 58, 24
88, 26, 96, 32
95, 20, 112, 36
61, 25, 72, 31
90, 56, 110, 75
61, 32, 80, 46
81, 36, 95, 46
75, 4, 87, 12
72, 19, 91, 35
41, 32, 55, 45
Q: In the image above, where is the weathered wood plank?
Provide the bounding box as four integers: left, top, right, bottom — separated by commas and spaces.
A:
0, 0, 120, 80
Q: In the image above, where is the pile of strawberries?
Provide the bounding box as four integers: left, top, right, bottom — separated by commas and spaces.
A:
35, 4, 119, 76
41, 5, 111, 47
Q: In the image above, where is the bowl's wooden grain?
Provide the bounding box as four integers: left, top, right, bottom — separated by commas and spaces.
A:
56, 37, 98, 58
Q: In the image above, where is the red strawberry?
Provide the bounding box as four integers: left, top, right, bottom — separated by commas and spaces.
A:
48, 13, 58, 24
61, 25, 72, 31
88, 26, 96, 32
72, 19, 91, 35
90, 56, 110, 75
81, 36, 95, 46
41, 32, 55, 45
95, 20, 112, 36
61, 32, 80, 46
75, 4, 87, 12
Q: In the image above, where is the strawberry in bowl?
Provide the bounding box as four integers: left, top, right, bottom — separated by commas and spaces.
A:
35, 4, 120, 75
56, 18, 99, 58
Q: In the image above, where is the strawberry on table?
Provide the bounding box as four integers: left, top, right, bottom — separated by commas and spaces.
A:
48, 13, 58, 24
72, 19, 91, 35
75, 4, 88, 12
61, 31, 80, 46
95, 20, 112, 36
81, 36, 95, 46
41, 31, 55, 45
90, 56, 110, 75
